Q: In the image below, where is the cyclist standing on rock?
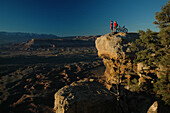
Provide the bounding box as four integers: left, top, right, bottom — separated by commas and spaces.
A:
110, 21, 113, 32
114, 21, 118, 33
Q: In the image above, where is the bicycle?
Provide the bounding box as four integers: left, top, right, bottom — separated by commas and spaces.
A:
117, 26, 128, 33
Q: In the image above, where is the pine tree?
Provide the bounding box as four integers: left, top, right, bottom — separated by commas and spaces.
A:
131, 1, 170, 105
153, 1, 170, 105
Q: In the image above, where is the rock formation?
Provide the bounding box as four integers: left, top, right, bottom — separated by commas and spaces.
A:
54, 78, 129, 113
53, 78, 159, 113
53, 32, 170, 113
95, 32, 139, 89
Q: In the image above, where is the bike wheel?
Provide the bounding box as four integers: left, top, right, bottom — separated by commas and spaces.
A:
123, 28, 128, 33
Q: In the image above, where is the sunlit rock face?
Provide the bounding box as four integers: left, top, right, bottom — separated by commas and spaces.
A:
95, 32, 139, 88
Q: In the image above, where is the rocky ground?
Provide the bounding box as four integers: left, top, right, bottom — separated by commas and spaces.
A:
0, 45, 105, 113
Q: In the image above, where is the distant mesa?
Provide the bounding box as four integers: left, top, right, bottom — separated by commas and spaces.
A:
24, 35, 101, 48
0, 31, 60, 45
0, 31, 100, 47
25, 38, 95, 48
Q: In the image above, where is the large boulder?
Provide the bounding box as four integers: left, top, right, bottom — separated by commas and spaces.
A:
53, 79, 129, 113
95, 33, 138, 59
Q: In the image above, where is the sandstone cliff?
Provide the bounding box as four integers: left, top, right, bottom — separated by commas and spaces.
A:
95, 32, 139, 88
53, 32, 169, 113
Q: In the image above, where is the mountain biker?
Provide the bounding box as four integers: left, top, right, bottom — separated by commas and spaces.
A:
114, 21, 118, 33
110, 21, 113, 32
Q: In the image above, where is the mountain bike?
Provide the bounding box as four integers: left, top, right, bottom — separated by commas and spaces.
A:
117, 26, 128, 33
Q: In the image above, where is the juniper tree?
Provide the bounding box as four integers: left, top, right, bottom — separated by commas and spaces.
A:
153, 1, 170, 105
131, 1, 170, 105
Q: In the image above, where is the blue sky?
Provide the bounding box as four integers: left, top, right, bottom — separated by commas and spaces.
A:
0, 0, 168, 36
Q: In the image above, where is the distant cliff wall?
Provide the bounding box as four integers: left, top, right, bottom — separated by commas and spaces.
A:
25, 39, 95, 48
